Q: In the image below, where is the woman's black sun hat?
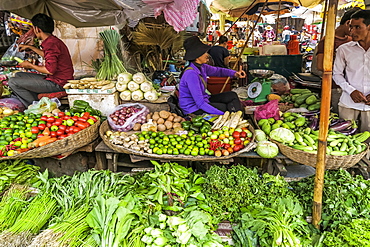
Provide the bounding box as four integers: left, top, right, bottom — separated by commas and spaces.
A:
184, 36, 211, 61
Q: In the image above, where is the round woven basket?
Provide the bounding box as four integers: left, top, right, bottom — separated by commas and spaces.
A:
99, 120, 256, 161
0, 119, 101, 160
273, 141, 368, 170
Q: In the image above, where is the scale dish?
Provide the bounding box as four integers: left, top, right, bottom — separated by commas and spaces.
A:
249, 69, 274, 79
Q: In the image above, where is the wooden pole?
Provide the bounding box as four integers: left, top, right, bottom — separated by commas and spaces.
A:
312, 0, 338, 229
220, 0, 268, 93
276, 0, 282, 37
321, 0, 329, 37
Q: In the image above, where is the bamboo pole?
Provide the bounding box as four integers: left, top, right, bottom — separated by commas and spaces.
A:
276, 0, 282, 37
312, 0, 338, 229
220, 0, 269, 93
321, 0, 329, 38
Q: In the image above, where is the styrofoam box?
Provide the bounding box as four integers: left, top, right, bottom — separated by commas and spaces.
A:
66, 88, 116, 94
68, 92, 119, 116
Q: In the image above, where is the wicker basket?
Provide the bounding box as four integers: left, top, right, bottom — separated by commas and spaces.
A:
0, 119, 101, 160
273, 141, 368, 170
99, 120, 256, 161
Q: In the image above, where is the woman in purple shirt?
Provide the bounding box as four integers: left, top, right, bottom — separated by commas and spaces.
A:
179, 36, 246, 115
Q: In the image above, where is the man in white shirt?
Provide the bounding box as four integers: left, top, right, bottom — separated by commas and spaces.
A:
333, 10, 370, 132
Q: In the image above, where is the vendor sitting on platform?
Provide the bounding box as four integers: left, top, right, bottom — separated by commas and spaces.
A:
179, 36, 245, 115
8, 13, 73, 107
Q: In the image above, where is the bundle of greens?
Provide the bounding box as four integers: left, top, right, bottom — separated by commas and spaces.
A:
97, 29, 126, 80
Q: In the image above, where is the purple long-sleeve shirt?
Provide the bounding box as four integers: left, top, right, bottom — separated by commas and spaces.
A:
179, 63, 236, 115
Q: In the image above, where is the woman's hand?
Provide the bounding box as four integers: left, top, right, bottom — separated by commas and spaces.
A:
234, 65, 246, 78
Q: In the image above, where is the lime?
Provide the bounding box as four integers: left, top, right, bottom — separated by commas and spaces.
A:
190, 136, 195, 141
185, 139, 192, 145
184, 149, 191, 155
156, 149, 163, 155
20, 143, 28, 149
196, 142, 203, 148
167, 149, 173, 155
196, 136, 203, 142
199, 150, 205, 155
153, 147, 159, 153
162, 148, 167, 154
162, 140, 169, 145
149, 139, 156, 145
208, 150, 215, 156
179, 148, 185, 154
191, 150, 199, 156
176, 144, 183, 149
176, 136, 182, 142
14, 141, 22, 146
173, 149, 179, 155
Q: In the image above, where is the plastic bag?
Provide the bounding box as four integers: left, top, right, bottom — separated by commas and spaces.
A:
270, 74, 290, 95
24, 97, 58, 115
108, 103, 149, 132
1, 41, 26, 61
254, 100, 280, 121
0, 98, 25, 112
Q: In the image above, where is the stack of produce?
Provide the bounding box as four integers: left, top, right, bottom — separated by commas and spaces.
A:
117, 72, 160, 101
280, 88, 321, 110
63, 78, 115, 90
257, 111, 369, 156
141, 110, 186, 132
0, 107, 18, 119
106, 110, 253, 157
69, 100, 102, 117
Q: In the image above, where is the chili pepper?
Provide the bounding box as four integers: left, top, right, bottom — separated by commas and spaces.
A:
73, 100, 90, 108
210, 139, 222, 151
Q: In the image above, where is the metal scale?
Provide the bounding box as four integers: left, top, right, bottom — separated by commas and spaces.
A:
247, 69, 274, 103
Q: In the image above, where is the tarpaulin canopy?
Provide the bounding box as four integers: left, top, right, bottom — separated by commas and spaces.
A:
0, 0, 201, 31
211, 0, 323, 17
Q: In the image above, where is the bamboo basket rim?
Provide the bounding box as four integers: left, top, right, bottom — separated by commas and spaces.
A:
0, 119, 101, 160
99, 120, 256, 161
272, 140, 368, 169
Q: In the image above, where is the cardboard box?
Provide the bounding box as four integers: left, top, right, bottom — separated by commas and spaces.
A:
68, 92, 119, 116
66, 88, 116, 94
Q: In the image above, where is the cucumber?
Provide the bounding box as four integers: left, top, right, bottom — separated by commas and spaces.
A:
290, 88, 312, 94
308, 102, 321, 111
295, 93, 314, 105
305, 95, 318, 105
330, 151, 348, 156
355, 131, 370, 143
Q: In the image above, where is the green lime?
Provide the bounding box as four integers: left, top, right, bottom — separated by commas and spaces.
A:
173, 149, 179, 155
179, 148, 185, 154
156, 149, 163, 155
149, 139, 156, 145
190, 136, 195, 141
14, 141, 22, 147
199, 150, 205, 155
162, 140, 169, 145
184, 149, 191, 155
20, 143, 28, 149
185, 139, 192, 145
167, 149, 173, 155
196, 142, 203, 148
191, 150, 199, 156
208, 150, 215, 156
176, 144, 183, 149
153, 147, 159, 153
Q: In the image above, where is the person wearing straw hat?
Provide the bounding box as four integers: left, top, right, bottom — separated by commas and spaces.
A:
262, 25, 276, 42
179, 36, 246, 116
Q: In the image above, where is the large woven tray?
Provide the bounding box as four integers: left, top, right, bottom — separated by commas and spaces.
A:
0, 119, 101, 160
273, 141, 368, 170
100, 120, 256, 161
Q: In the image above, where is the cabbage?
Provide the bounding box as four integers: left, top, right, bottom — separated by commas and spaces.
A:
256, 141, 279, 158
269, 127, 295, 144
255, 129, 267, 142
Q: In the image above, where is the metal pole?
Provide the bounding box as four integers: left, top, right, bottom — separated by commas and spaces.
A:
312, 0, 338, 229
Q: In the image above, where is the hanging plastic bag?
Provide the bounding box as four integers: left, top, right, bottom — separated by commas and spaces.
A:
108, 103, 149, 132
1, 41, 26, 62
24, 97, 58, 115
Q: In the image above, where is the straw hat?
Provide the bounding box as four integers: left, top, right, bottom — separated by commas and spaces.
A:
266, 25, 273, 30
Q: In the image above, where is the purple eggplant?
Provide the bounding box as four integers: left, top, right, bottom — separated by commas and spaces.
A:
330, 120, 352, 131
302, 110, 320, 118
339, 127, 358, 136
329, 118, 344, 127
309, 116, 319, 130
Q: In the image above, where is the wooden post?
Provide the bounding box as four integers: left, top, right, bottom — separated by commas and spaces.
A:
321, 0, 329, 37
312, 0, 338, 229
276, 0, 282, 37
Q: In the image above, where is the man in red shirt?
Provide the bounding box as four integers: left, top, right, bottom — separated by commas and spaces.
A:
8, 13, 73, 107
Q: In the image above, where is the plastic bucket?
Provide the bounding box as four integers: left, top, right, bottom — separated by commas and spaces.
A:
207, 77, 231, 94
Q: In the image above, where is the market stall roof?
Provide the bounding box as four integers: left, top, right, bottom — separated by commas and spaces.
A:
0, 0, 200, 31
211, 0, 323, 17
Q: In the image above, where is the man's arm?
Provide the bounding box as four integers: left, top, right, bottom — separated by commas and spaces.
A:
19, 61, 52, 75
223, 56, 230, 67
19, 44, 44, 57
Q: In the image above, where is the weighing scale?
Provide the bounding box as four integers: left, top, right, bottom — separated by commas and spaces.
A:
247, 69, 274, 103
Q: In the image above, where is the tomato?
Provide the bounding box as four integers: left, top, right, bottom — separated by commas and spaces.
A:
223, 143, 231, 149
37, 124, 46, 131
40, 116, 48, 121
58, 125, 67, 131
234, 138, 242, 145
46, 122, 53, 128
67, 133, 74, 137
58, 134, 67, 140
54, 119, 63, 126
71, 116, 79, 122
56, 129, 65, 136
233, 145, 242, 152
75, 121, 86, 129
46, 117, 55, 123
63, 116, 71, 120
50, 131, 57, 138
58, 112, 65, 118
73, 127, 81, 133
78, 117, 88, 122
82, 112, 90, 118
31, 126, 39, 134
240, 131, 247, 138
232, 131, 240, 139
37, 134, 44, 138
89, 116, 98, 122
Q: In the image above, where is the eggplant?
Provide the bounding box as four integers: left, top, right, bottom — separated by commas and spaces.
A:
339, 127, 358, 136
302, 110, 320, 118
309, 116, 319, 130
330, 120, 352, 131
329, 118, 343, 127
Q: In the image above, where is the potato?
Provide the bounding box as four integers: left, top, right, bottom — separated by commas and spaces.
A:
152, 112, 160, 121
164, 120, 173, 130
167, 115, 174, 122
157, 124, 166, 132
159, 110, 170, 119
173, 122, 181, 129
173, 116, 182, 123
157, 118, 165, 124
133, 123, 141, 131
146, 112, 152, 121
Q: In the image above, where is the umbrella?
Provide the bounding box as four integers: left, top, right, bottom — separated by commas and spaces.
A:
0, 0, 154, 27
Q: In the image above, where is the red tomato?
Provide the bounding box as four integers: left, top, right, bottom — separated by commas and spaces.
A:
50, 131, 57, 138
89, 116, 98, 122
73, 127, 81, 133
40, 116, 48, 121
223, 143, 231, 149
78, 117, 88, 122
56, 129, 65, 136
72, 116, 79, 122
37, 134, 44, 138
233, 145, 242, 152
46, 117, 55, 123
46, 122, 53, 128
58, 112, 65, 118
37, 124, 46, 131
234, 138, 242, 145
58, 125, 67, 131
240, 131, 247, 138
63, 116, 71, 120
232, 131, 240, 139
75, 121, 86, 129
58, 134, 67, 140
82, 112, 90, 118
31, 126, 39, 134
54, 118, 63, 126
67, 133, 74, 137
